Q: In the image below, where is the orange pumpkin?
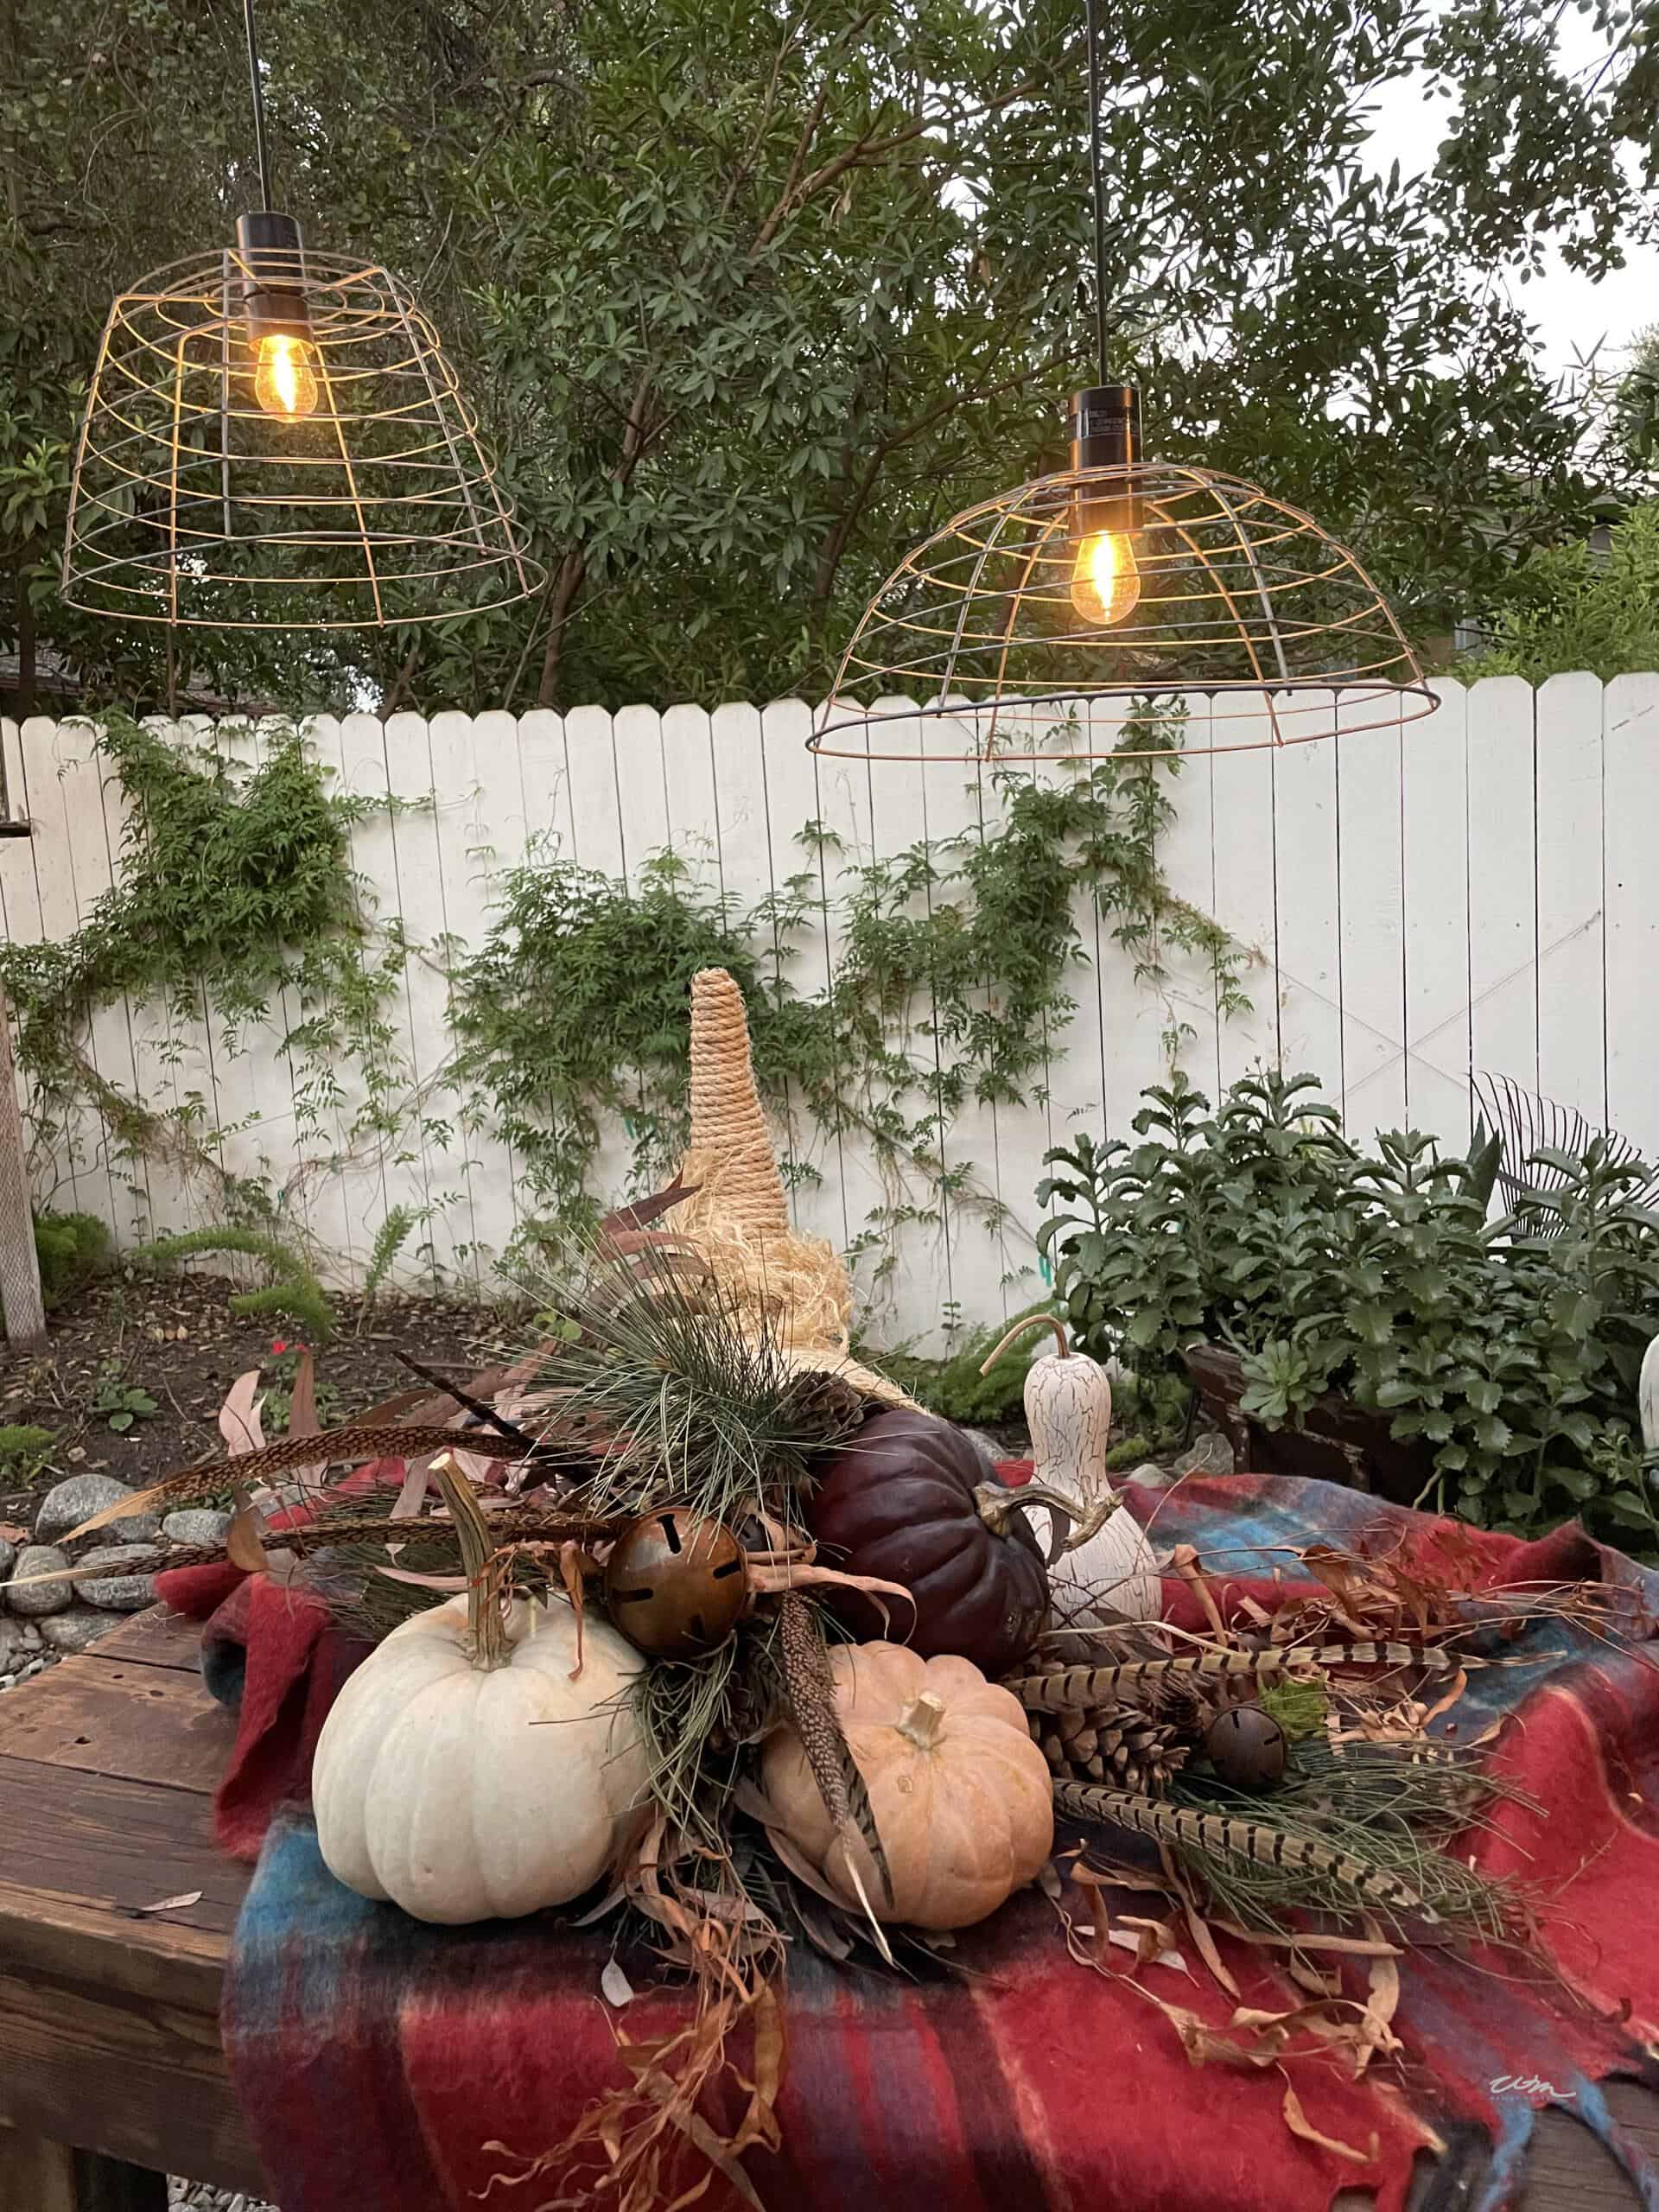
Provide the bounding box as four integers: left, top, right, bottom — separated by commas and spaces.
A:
759, 1640, 1053, 1929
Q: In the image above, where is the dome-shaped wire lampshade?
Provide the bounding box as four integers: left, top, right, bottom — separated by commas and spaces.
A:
812, 458, 1434, 760
62, 241, 542, 629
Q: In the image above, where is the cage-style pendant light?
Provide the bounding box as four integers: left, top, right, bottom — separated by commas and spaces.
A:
811, 2, 1432, 763
61, 0, 539, 632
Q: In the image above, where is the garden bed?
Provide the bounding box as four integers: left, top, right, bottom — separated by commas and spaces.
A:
0, 1271, 516, 1527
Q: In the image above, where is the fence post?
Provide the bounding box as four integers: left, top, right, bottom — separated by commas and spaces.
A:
0, 977, 45, 1344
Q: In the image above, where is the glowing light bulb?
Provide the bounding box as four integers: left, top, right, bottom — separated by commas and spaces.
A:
1070, 527, 1142, 626
253, 332, 320, 420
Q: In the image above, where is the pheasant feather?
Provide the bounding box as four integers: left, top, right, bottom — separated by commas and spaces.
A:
61, 1424, 537, 1541
777, 1594, 893, 1957
1056, 1782, 1429, 1917
1008, 1640, 1460, 1716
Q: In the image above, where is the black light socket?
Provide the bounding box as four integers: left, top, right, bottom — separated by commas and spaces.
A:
1069, 383, 1142, 536
235, 210, 313, 346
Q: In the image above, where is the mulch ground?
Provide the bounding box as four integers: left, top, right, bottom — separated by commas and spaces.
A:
0, 1270, 523, 1526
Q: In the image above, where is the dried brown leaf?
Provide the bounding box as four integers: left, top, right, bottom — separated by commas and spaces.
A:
1355, 1939, 1402, 2077
226, 1491, 269, 1573
1280, 2082, 1376, 2167
601, 1959, 637, 2008
376, 1564, 469, 1592
219, 1370, 265, 1458
288, 1347, 319, 1440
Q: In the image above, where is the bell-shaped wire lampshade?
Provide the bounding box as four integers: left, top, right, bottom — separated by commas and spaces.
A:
812, 457, 1435, 761
62, 235, 542, 630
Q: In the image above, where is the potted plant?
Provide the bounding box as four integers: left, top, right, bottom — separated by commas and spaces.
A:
1038, 1071, 1659, 1544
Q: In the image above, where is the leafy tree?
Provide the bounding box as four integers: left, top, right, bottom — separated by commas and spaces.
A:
1615, 323, 1659, 467
3, 0, 1656, 715
1460, 498, 1659, 682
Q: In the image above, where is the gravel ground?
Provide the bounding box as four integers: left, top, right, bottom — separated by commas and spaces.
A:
168, 2183, 277, 2210
0, 1648, 59, 1692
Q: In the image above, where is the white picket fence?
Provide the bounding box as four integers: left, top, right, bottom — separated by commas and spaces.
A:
3, 672, 1656, 1349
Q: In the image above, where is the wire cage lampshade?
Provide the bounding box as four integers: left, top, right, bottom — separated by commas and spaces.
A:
61, 219, 542, 631
811, 435, 1436, 764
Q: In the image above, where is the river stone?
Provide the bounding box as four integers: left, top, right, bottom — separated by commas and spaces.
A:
163, 1509, 234, 1548
1180, 1428, 1235, 1478
73, 1542, 162, 1611
0, 1618, 33, 1671
0, 1536, 15, 1580
39, 1606, 115, 1654
6, 1543, 72, 1617
35, 1472, 161, 1548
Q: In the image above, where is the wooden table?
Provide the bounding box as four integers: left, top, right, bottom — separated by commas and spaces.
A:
0, 1609, 261, 2208
0, 1607, 1656, 2211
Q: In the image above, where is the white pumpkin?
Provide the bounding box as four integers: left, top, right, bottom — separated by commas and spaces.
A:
314, 1471, 649, 1923
980, 1315, 1162, 1621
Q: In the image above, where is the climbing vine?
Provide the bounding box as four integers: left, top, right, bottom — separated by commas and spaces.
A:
450, 709, 1249, 1274
0, 709, 1246, 1281
0, 715, 407, 1221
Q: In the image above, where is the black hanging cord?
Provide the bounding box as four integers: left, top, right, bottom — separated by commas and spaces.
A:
1084, 0, 1109, 385
243, 0, 276, 212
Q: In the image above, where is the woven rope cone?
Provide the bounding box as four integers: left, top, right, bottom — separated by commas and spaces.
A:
665, 969, 914, 1409
680, 969, 791, 1237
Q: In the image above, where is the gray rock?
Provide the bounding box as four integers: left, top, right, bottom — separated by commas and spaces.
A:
0, 1618, 34, 1671
35, 1472, 161, 1548
1123, 1459, 1177, 1492
163, 1509, 234, 1548
5, 1543, 73, 1617
73, 1542, 162, 1611
39, 1606, 116, 1654
0, 1535, 15, 1580
1181, 1429, 1235, 1478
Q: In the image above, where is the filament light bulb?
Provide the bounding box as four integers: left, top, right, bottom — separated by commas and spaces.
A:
254, 332, 320, 421
1070, 527, 1141, 626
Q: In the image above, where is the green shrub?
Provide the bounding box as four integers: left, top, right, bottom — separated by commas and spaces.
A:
32, 1208, 111, 1307
872, 1304, 1062, 1429
137, 1226, 335, 1339
1038, 1070, 1659, 1546
1459, 500, 1659, 684
0, 1424, 57, 1483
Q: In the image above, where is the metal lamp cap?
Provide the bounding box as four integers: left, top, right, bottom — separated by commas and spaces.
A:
235, 210, 313, 342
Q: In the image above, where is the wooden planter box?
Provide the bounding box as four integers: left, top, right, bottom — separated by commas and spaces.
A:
1180, 1344, 1435, 1509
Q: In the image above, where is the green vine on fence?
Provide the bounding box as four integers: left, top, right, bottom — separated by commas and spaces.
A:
451, 708, 1250, 1278
0, 709, 1247, 1281
0, 715, 407, 1220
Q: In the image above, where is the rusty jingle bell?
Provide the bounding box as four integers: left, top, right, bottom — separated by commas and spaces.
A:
1204, 1700, 1288, 1789
602, 1508, 748, 1658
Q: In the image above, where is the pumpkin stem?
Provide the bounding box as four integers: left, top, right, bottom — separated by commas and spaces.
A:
895, 1691, 948, 1749
975, 1478, 1110, 1567
977, 1312, 1069, 1376
432, 1457, 511, 1671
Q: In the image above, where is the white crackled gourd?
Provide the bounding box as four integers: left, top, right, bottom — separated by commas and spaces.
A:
313, 1468, 649, 1923
981, 1315, 1162, 1620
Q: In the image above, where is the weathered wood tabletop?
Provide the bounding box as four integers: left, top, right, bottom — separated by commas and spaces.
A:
0, 1606, 1655, 2211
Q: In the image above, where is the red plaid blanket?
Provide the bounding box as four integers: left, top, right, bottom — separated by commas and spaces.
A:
158, 1471, 1659, 2212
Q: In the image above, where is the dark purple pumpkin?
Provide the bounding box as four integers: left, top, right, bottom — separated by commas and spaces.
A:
807, 1408, 1049, 1674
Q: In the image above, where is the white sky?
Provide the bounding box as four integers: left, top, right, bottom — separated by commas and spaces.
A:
1363, 10, 1657, 379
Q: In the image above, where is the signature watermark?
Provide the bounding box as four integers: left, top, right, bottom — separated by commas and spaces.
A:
1490, 2075, 1561, 2101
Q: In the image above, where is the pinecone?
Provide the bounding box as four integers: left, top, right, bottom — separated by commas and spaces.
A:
1030, 1703, 1188, 1796
779, 1367, 871, 1440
